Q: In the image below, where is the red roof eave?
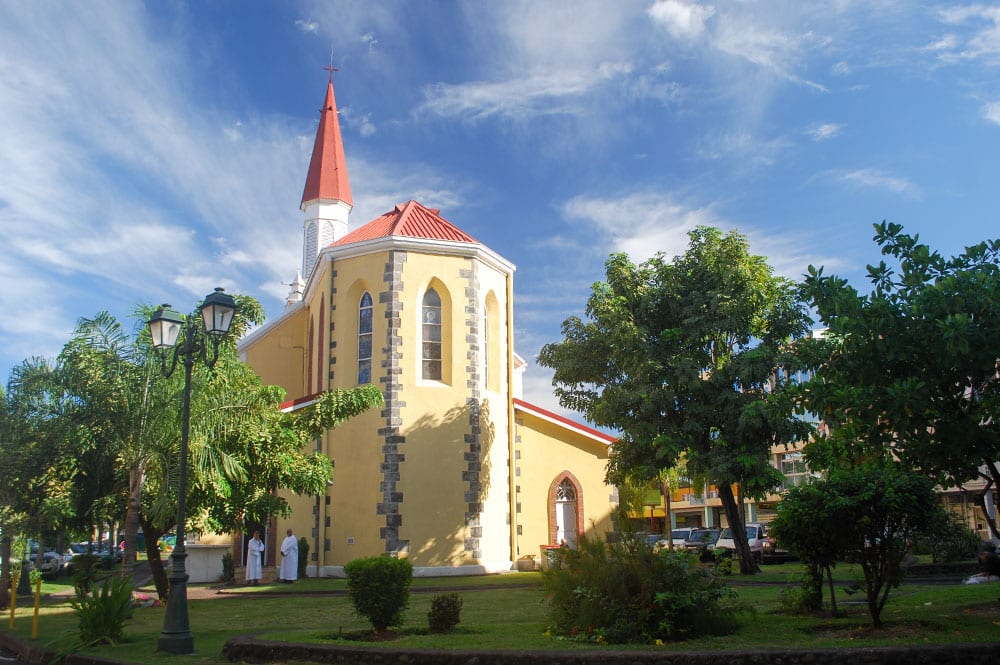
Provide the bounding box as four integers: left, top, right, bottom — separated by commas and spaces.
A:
513, 398, 616, 445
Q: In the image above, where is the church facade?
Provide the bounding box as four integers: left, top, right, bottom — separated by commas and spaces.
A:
237, 78, 617, 576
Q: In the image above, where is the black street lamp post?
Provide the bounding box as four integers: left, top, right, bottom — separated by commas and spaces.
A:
148, 287, 237, 655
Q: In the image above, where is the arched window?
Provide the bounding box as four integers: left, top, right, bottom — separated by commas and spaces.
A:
317, 299, 325, 392
482, 305, 489, 387
358, 292, 373, 384
307, 316, 314, 393
555, 479, 579, 547
422, 289, 442, 380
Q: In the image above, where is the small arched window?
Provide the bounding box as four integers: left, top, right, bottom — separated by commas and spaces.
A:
422, 289, 442, 380
358, 292, 373, 384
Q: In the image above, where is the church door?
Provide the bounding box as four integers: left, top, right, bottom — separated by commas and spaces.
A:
555, 479, 578, 547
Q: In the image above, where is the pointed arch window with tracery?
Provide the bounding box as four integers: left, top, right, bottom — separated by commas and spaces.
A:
358, 292, 373, 384
422, 289, 442, 380
555, 478, 579, 547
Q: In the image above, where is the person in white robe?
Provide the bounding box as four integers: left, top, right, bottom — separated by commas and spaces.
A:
245, 531, 265, 585
279, 528, 298, 583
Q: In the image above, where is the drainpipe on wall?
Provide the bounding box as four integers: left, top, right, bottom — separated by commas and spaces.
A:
505, 272, 517, 565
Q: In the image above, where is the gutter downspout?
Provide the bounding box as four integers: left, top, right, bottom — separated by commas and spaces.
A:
506, 272, 518, 565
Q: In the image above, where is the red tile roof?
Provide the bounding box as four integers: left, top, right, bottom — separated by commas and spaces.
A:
301, 80, 352, 208
333, 200, 479, 246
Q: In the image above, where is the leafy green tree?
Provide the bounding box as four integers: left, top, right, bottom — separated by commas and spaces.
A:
769, 480, 849, 615
136, 296, 384, 599
539, 227, 812, 573
1, 358, 77, 571
801, 222, 1000, 539
58, 310, 178, 580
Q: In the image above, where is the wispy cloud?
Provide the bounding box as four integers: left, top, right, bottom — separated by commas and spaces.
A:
562, 191, 719, 262
931, 5, 1000, 63
295, 18, 319, 33
418, 66, 630, 121
819, 168, 922, 198
984, 101, 1000, 125
807, 122, 844, 141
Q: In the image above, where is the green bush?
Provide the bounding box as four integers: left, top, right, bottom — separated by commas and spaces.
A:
542, 536, 746, 644
221, 550, 235, 583
428, 593, 463, 632
72, 554, 102, 595
913, 512, 980, 562
71, 575, 134, 645
297, 537, 309, 579
344, 556, 413, 631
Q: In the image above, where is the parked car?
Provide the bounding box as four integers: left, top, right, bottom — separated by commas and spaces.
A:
714, 523, 768, 562
761, 535, 795, 563
630, 532, 665, 550
682, 528, 720, 561
668, 527, 695, 549
26, 542, 63, 578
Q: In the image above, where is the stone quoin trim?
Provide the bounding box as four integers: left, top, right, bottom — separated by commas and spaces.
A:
461, 261, 483, 559
377, 250, 408, 554
327, 269, 337, 385
548, 471, 584, 546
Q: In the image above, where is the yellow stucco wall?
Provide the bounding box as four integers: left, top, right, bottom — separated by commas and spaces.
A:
240, 242, 613, 574
514, 410, 616, 564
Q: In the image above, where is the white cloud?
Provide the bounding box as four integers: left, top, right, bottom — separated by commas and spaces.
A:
821, 168, 922, 198
295, 19, 319, 33
646, 0, 715, 41
932, 6, 1000, 63
984, 101, 1000, 125
360, 32, 378, 51
831, 60, 851, 76
418, 66, 630, 121
563, 191, 717, 262
807, 122, 844, 141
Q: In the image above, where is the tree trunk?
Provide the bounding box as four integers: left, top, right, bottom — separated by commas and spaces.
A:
977, 463, 1000, 543
120, 463, 143, 579
140, 516, 170, 600
0, 533, 10, 610
718, 482, 760, 574
663, 482, 673, 550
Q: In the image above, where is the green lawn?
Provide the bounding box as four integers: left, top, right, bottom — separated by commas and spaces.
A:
4, 563, 999, 665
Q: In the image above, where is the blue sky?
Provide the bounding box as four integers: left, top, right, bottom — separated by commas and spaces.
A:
2, 1, 999, 416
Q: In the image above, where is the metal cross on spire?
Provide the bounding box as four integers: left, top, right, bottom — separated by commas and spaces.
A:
324, 50, 338, 83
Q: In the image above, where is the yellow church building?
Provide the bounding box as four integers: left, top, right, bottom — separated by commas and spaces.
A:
237, 77, 617, 576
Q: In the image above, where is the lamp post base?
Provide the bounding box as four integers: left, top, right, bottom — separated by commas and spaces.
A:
157, 549, 194, 654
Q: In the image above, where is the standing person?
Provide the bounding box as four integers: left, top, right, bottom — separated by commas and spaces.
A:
245, 531, 265, 586
279, 528, 298, 583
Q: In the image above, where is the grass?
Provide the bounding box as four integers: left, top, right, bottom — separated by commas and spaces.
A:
4, 562, 999, 665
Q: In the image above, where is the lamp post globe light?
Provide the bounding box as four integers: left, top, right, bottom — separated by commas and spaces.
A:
147, 287, 237, 655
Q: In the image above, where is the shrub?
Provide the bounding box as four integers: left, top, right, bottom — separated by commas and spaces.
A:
72, 554, 102, 595
428, 593, 463, 633
913, 511, 981, 563
221, 550, 235, 583
297, 537, 310, 578
543, 536, 745, 644
344, 556, 413, 631
71, 575, 134, 645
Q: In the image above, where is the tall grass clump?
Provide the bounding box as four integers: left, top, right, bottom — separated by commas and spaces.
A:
344, 555, 413, 632
70, 575, 134, 645
543, 536, 746, 644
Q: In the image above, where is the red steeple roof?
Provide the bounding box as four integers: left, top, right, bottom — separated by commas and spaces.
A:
333, 200, 479, 246
300, 79, 352, 209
